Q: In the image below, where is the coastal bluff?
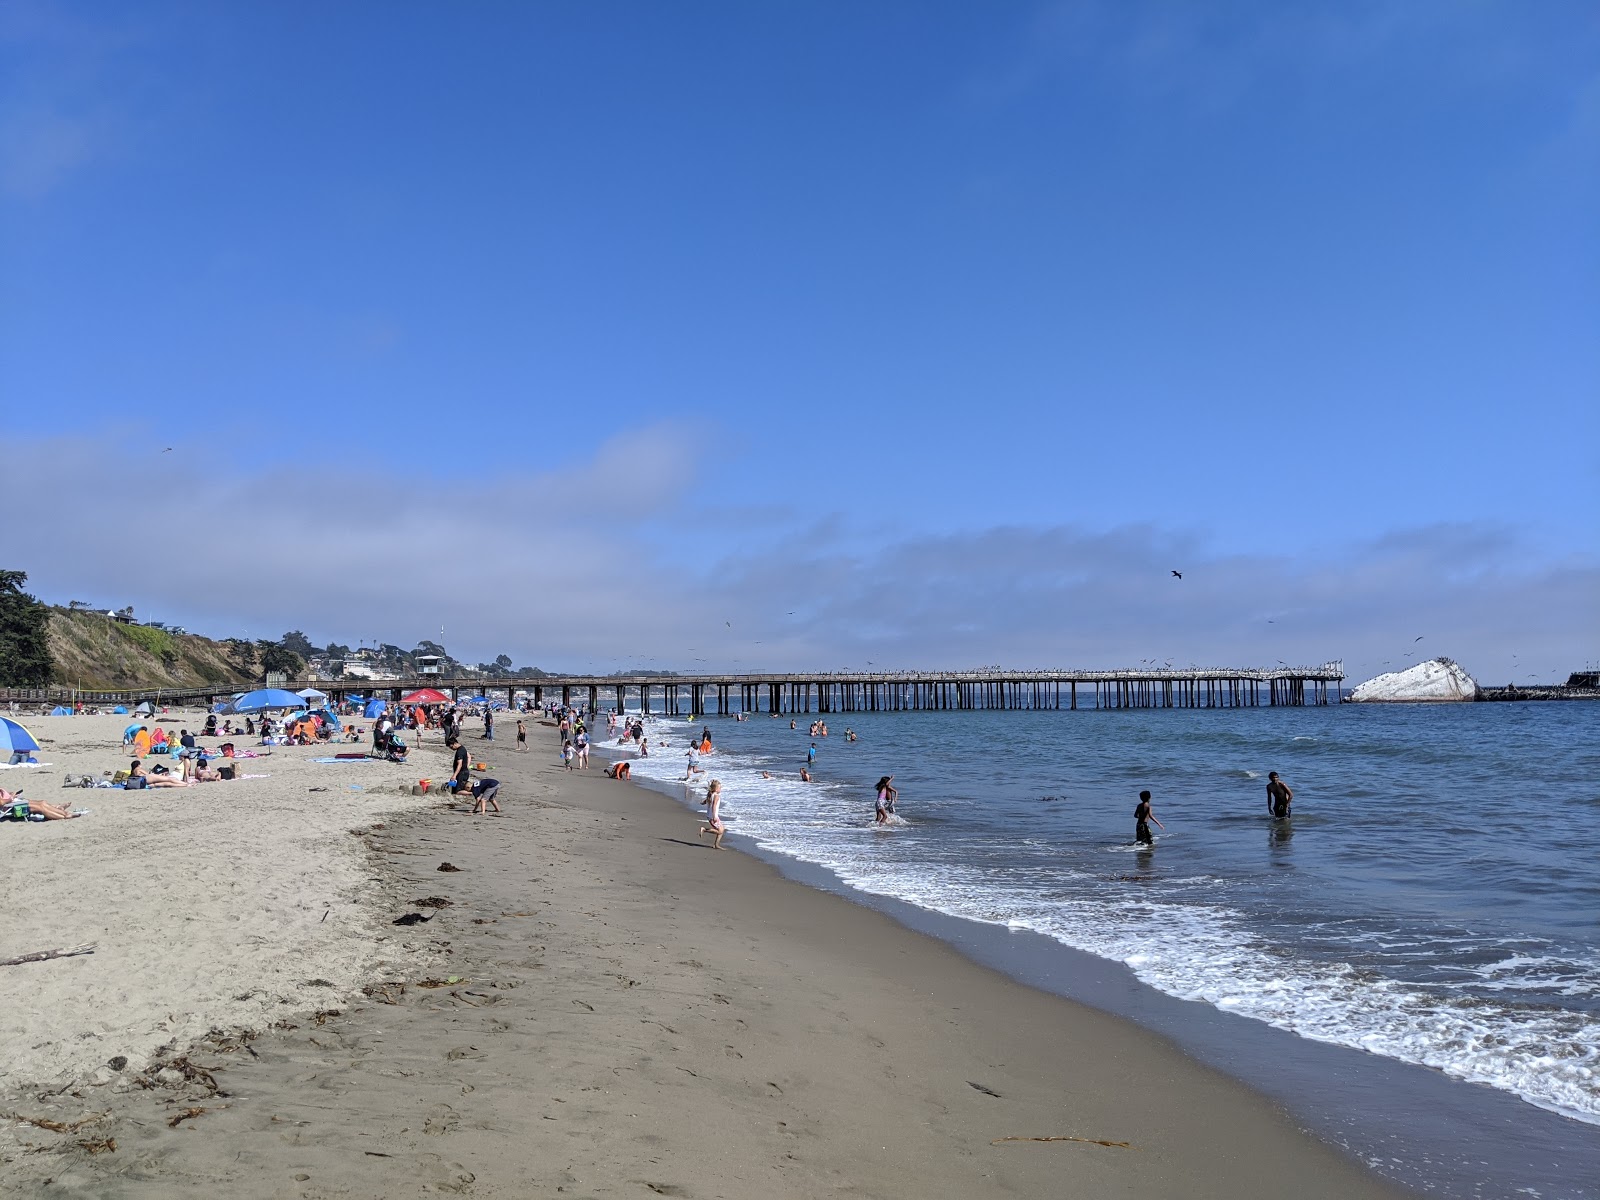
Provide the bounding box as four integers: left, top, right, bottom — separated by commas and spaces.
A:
1349, 658, 1480, 703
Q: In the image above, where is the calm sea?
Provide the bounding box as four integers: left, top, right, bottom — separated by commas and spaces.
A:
608, 699, 1600, 1198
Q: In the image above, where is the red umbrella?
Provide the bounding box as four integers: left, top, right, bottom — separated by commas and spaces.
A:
400, 688, 451, 705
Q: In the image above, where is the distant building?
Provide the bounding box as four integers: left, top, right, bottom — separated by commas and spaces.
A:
1567, 671, 1599, 689
415, 654, 443, 677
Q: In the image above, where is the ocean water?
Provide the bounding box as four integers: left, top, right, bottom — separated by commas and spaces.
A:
605, 700, 1600, 1196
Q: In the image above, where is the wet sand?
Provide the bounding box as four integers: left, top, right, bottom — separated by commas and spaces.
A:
4, 719, 1410, 1197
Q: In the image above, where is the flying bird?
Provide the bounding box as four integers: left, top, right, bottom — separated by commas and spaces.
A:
162, 447, 173, 453
1414, 636, 1424, 642
1171, 570, 1182, 579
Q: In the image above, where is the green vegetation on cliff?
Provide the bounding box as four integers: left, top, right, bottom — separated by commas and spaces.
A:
47, 608, 262, 692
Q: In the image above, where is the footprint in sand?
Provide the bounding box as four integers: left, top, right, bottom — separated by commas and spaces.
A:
423, 1105, 461, 1136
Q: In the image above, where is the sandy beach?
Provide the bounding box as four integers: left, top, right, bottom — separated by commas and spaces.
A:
3, 711, 1409, 1197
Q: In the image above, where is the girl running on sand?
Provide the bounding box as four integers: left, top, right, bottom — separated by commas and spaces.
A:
698, 780, 725, 849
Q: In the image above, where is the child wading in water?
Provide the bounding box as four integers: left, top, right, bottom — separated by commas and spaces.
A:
1134, 789, 1164, 845
698, 779, 726, 850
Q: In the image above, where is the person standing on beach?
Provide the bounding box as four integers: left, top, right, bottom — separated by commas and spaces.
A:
447, 737, 470, 794
1267, 772, 1293, 819
1134, 790, 1164, 845
698, 779, 726, 849
874, 776, 898, 824
516, 719, 527, 751
575, 729, 590, 769
483, 708, 494, 741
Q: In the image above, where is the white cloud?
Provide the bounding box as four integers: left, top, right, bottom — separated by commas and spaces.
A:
8, 428, 1595, 686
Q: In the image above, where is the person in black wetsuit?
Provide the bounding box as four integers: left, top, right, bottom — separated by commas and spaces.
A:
1134, 790, 1164, 845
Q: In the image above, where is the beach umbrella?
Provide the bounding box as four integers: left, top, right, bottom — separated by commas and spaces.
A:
229, 687, 308, 712
297, 687, 328, 702
400, 688, 450, 705
0, 717, 40, 754
363, 699, 388, 719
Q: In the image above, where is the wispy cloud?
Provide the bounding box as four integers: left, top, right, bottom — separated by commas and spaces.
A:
8, 428, 1594, 685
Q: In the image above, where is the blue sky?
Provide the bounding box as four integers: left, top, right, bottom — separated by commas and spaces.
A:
3, 1, 1595, 682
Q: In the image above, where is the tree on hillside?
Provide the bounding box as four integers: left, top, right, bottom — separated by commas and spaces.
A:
0, 570, 53, 686
258, 639, 305, 678
281, 630, 316, 658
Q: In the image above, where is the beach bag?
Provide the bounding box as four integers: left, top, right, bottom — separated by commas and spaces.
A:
125, 775, 147, 790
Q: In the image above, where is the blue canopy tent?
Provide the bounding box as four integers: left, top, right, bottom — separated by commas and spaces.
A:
363, 699, 388, 719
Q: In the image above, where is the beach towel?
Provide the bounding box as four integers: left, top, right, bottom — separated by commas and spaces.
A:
313, 757, 374, 764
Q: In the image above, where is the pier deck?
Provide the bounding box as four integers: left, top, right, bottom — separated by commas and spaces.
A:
5, 664, 1345, 714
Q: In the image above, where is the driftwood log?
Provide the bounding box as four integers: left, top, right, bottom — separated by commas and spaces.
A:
0, 943, 95, 967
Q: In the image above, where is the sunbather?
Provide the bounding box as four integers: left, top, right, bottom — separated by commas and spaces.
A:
129, 760, 192, 788
0, 788, 78, 820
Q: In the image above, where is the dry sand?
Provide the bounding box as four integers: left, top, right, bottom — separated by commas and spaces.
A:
3, 712, 1410, 1197
1, 711, 435, 1093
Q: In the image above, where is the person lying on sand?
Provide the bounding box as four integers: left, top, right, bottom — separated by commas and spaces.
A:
128, 761, 192, 788
1, 788, 81, 820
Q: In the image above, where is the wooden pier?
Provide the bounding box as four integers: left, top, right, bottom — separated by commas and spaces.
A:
4, 663, 1345, 715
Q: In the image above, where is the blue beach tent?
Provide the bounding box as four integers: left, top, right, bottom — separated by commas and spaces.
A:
49, 706, 71, 717
112, 705, 128, 714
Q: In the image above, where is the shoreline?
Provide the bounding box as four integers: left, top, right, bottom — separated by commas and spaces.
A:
6, 719, 1409, 1197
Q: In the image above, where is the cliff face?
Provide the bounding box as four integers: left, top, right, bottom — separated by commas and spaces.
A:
1349, 658, 1480, 703
47, 609, 260, 691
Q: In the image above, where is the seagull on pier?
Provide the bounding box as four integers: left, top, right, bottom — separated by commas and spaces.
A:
1171, 570, 1182, 579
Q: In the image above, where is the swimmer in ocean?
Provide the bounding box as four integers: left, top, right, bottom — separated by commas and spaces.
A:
1134, 790, 1164, 845
1266, 771, 1293, 819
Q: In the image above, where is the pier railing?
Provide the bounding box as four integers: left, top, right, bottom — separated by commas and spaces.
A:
4, 663, 1344, 714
